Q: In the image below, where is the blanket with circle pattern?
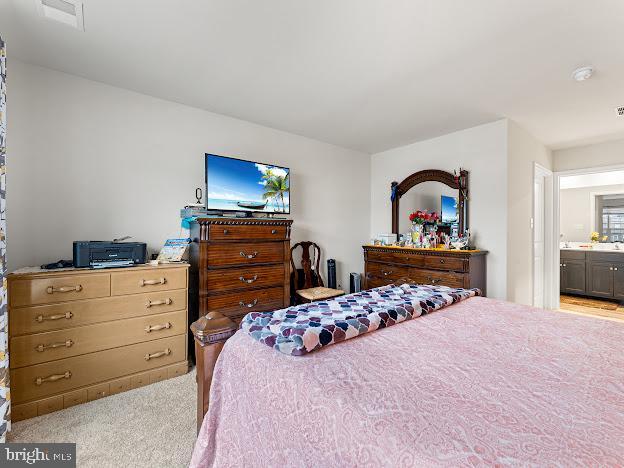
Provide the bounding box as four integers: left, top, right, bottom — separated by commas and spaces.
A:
241, 283, 480, 356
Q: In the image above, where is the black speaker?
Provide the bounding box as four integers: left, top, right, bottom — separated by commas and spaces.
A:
350, 272, 361, 293
327, 259, 337, 289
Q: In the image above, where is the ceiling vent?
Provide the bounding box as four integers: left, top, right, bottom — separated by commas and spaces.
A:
36, 0, 84, 31
617, 106, 624, 117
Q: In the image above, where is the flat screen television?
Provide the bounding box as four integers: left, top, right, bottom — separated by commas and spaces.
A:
205, 153, 290, 214
441, 195, 458, 224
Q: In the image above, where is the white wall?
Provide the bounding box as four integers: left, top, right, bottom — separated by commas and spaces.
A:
7, 60, 370, 289
370, 120, 509, 299
553, 138, 624, 172
507, 121, 552, 305
560, 184, 624, 242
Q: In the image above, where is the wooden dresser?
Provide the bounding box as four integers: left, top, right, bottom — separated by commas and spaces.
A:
189, 218, 292, 342
363, 245, 487, 295
8, 264, 189, 421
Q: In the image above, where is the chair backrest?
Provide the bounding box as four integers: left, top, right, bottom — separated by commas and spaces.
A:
290, 241, 324, 290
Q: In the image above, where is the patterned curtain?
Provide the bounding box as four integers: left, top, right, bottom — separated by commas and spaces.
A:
0, 35, 8, 441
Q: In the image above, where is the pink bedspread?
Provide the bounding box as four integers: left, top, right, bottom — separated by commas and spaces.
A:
190, 297, 624, 467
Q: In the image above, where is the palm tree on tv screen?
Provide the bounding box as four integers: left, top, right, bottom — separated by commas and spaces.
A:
262, 172, 289, 212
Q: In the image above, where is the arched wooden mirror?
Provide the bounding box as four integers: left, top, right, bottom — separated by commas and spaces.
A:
391, 169, 469, 236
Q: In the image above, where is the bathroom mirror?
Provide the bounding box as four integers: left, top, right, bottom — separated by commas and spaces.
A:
391, 169, 468, 236
595, 194, 624, 242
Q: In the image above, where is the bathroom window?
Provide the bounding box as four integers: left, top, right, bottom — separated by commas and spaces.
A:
598, 194, 624, 242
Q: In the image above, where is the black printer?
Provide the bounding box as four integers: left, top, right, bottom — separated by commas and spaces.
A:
73, 241, 147, 269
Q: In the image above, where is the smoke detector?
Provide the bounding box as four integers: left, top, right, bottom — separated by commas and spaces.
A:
571, 66, 594, 82
617, 106, 624, 117
36, 0, 84, 31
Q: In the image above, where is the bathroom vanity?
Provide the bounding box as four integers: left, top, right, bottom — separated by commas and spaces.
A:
560, 248, 624, 300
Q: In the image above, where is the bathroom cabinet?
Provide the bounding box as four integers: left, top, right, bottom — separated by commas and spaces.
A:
560, 258, 586, 295
560, 249, 624, 301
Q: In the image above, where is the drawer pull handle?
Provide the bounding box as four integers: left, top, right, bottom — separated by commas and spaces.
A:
140, 278, 166, 287
239, 299, 258, 308
271, 229, 277, 234
46, 285, 82, 294
239, 275, 258, 284
35, 339, 74, 353
146, 298, 172, 308
145, 322, 172, 333
223, 229, 229, 235
35, 311, 73, 323
382, 270, 393, 276
240, 251, 258, 259
35, 371, 71, 386
427, 277, 441, 285
439, 259, 445, 264
144, 348, 171, 361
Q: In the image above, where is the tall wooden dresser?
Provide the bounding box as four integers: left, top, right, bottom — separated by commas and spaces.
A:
363, 245, 487, 295
8, 264, 189, 421
189, 218, 292, 352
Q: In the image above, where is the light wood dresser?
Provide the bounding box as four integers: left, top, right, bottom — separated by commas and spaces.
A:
188, 217, 293, 357
363, 245, 487, 295
8, 264, 189, 421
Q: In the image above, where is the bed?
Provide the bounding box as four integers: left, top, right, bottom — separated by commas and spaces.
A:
190, 287, 624, 467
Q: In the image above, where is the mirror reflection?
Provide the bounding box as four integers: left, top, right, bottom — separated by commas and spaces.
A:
398, 181, 460, 236
596, 194, 624, 243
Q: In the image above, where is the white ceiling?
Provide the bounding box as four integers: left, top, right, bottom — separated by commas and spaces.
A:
1, 0, 624, 153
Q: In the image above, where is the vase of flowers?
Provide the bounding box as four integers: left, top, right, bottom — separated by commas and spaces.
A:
409, 210, 439, 245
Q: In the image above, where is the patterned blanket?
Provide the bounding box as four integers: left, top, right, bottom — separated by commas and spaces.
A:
241, 283, 480, 356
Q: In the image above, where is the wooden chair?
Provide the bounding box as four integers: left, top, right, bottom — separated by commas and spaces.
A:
291, 241, 344, 303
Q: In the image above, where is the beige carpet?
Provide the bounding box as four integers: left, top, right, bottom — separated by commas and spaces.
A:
8, 369, 197, 468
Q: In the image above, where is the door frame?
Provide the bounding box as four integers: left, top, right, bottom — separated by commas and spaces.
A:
533, 163, 554, 309
553, 163, 624, 309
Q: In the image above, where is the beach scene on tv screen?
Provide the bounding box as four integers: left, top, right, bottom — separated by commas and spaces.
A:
207, 155, 290, 213
441, 195, 458, 223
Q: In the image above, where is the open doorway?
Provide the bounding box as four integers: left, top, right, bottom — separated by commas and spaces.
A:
554, 165, 624, 320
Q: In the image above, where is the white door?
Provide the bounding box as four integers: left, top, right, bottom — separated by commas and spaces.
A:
533, 172, 546, 308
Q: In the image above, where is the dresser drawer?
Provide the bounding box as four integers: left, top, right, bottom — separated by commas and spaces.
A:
206, 242, 284, 267
111, 267, 187, 296
9, 289, 187, 337
366, 250, 424, 267
365, 278, 395, 290
409, 268, 466, 288
205, 286, 284, 317
209, 224, 288, 240
366, 262, 410, 282
10, 273, 110, 307
423, 255, 467, 272
206, 264, 284, 293
10, 309, 186, 368
11, 334, 186, 403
